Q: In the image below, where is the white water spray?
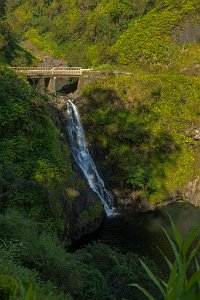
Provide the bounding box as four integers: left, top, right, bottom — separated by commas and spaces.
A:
66, 100, 114, 216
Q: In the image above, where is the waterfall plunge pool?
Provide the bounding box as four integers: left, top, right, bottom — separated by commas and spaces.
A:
66, 100, 200, 271
71, 202, 200, 273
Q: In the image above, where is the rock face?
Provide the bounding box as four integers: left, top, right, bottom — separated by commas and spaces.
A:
112, 181, 200, 212
173, 20, 200, 44
186, 127, 200, 141
69, 184, 105, 240
48, 95, 105, 240
112, 188, 179, 212
182, 176, 200, 207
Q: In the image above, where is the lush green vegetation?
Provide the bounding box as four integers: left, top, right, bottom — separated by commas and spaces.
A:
0, 66, 118, 298
132, 218, 200, 299
1, 0, 200, 299
0, 66, 76, 235
5, 0, 200, 73
0, 209, 161, 299
0, 65, 161, 300
4, 0, 200, 205
0, 22, 160, 299
113, 0, 200, 73
3, 0, 157, 66
80, 73, 200, 204
0, 0, 36, 65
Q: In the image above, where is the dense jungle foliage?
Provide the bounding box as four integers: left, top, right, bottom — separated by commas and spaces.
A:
0, 2, 160, 299
0, 209, 160, 299
0, 51, 160, 300
0, 0, 36, 65
6, 0, 200, 205
4, 0, 200, 73
1, 0, 200, 299
0, 66, 78, 234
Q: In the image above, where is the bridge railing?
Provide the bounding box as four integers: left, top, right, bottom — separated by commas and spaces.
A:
11, 67, 83, 76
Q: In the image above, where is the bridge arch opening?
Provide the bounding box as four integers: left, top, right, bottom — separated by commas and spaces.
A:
56, 77, 79, 94
27, 76, 79, 95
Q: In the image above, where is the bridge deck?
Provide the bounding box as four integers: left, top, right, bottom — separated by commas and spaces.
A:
11, 67, 82, 77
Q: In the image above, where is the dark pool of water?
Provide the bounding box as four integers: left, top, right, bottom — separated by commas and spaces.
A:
72, 202, 200, 270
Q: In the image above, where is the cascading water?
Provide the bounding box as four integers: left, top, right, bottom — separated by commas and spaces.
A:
66, 100, 114, 216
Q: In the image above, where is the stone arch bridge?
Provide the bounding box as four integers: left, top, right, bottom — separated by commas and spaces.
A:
11, 67, 134, 94
11, 67, 86, 94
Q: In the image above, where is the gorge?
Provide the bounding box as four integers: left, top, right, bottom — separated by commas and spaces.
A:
1, 0, 200, 299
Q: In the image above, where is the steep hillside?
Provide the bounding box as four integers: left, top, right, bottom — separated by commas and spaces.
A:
5, 0, 156, 66
0, 0, 36, 65
77, 72, 200, 208
0, 70, 160, 296
113, 0, 200, 74
1, 68, 158, 300
5, 0, 200, 74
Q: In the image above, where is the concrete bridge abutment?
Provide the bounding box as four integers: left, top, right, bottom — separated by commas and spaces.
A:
47, 76, 56, 94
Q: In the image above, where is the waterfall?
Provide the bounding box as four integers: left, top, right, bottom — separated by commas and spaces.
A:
66, 100, 114, 216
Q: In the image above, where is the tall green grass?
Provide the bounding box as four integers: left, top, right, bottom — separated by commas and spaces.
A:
131, 217, 200, 299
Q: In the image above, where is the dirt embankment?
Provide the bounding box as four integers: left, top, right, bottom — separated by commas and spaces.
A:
21, 40, 68, 67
